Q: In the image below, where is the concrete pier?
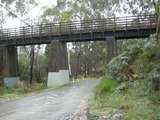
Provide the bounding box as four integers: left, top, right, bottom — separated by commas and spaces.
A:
4, 46, 18, 77
48, 41, 69, 87
0, 46, 5, 76
0, 46, 19, 87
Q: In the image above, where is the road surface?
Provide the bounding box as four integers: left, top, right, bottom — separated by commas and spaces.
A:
0, 79, 99, 120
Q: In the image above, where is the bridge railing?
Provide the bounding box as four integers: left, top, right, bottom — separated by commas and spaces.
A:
0, 14, 157, 40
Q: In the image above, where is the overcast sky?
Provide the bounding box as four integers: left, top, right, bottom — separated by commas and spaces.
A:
3, 0, 57, 28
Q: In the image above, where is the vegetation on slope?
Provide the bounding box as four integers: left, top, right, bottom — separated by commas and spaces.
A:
89, 38, 160, 120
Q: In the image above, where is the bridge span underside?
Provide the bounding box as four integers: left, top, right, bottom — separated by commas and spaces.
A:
0, 28, 156, 46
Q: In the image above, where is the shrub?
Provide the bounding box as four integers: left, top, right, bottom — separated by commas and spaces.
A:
143, 45, 160, 60
108, 38, 160, 82
108, 53, 129, 81
95, 76, 118, 97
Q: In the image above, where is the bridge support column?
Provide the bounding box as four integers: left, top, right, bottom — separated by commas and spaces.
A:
106, 36, 117, 63
48, 41, 69, 87
0, 46, 5, 85
0, 46, 19, 87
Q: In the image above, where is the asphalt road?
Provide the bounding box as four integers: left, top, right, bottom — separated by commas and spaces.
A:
0, 79, 99, 120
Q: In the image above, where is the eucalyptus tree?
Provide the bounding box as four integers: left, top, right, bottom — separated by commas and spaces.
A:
42, 0, 122, 21
1, 0, 37, 18
0, 0, 39, 84
42, 0, 160, 77
121, 0, 159, 14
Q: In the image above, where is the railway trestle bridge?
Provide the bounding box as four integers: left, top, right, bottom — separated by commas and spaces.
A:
0, 14, 158, 86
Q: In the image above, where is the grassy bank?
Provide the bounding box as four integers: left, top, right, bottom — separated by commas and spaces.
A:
89, 76, 160, 120
0, 83, 47, 100
0, 81, 74, 100
88, 39, 160, 120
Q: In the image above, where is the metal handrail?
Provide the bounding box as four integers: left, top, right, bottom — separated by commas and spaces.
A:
0, 14, 157, 40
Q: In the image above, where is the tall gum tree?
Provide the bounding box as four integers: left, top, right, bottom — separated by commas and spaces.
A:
41, 0, 160, 77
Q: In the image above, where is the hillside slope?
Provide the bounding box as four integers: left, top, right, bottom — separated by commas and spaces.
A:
88, 38, 160, 120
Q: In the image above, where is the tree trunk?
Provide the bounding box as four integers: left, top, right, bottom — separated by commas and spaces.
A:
84, 63, 87, 77
29, 46, 35, 84
75, 53, 80, 79
156, 16, 160, 45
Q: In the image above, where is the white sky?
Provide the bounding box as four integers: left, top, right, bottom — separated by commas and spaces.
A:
3, 0, 57, 28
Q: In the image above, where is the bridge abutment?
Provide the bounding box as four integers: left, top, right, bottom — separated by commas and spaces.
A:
0, 46, 19, 87
48, 41, 69, 87
106, 36, 117, 62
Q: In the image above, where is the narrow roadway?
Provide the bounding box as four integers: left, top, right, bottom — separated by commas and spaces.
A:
0, 79, 99, 120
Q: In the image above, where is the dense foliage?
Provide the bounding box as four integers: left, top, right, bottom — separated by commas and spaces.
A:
89, 37, 160, 120
108, 39, 160, 83
90, 77, 160, 120
18, 46, 48, 84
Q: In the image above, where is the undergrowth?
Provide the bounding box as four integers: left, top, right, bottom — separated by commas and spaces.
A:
95, 75, 118, 97
0, 83, 47, 99
89, 39, 160, 120
89, 77, 160, 120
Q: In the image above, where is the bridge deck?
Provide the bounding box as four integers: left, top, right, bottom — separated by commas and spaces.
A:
0, 15, 158, 46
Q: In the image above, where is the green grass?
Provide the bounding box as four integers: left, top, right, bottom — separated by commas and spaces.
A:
73, 75, 97, 82
0, 83, 47, 100
89, 77, 160, 120
95, 75, 118, 97
88, 38, 160, 119
0, 82, 73, 100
